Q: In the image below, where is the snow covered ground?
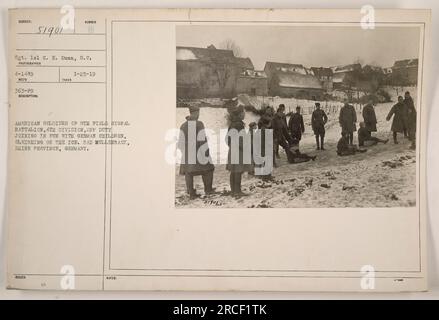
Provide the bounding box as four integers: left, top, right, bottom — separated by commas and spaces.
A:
175, 88, 417, 208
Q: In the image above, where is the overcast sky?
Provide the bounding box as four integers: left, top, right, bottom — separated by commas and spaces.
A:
176, 25, 421, 70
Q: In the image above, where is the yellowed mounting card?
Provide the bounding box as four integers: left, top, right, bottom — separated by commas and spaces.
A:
7, 8, 430, 291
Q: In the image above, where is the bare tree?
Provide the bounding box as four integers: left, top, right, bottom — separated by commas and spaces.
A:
353, 57, 364, 66
219, 39, 243, 57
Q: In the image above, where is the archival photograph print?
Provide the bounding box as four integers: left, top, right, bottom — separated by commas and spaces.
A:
175, 25, 421, 208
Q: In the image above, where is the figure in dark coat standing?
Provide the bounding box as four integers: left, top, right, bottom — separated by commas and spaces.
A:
311, 102, 328, 150
226, 105, 253, 197
272, 104, 292, 160
386, 96, 407, 144
339, 102, 357, 145
288, 106, 305, 141
177, 105, 215, 199
362, 101, 377, 132
257, 112, 274, 181
404, 91, 417, 150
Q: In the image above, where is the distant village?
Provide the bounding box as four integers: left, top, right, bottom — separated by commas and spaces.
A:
176, 44, 418, 103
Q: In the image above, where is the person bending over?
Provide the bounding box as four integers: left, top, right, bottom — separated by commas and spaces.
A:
358, 122, 388, 147
337, 132, 367, 156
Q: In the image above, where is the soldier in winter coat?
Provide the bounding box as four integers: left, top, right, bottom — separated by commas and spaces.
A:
288, 106, 305, 141
177, 105, 215, 199
226, 105, 253, 197
386, 96, 408, 144
311, 102, 328, 150
339, 102, 357, 145
362, 101, 377, 132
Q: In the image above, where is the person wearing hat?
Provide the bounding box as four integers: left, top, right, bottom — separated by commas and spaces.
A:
226, 105, 253, 197
288, 106, 305, 141
362, 100, 377, 133
177, 105, 215, 199
339, 100, 357, 145
311, 102, 328, 150
272, 104, 293, 160
386, 96, 408, 144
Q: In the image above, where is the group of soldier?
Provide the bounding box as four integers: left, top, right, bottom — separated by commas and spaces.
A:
177, 91, 417, 199
336, 90, 417, 156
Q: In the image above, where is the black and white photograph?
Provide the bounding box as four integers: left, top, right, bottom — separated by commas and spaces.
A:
3, 6, 435, 296
175, 25, 421, 208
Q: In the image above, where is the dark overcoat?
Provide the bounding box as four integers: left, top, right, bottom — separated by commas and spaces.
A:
387, 102, 407, 133
288, 113, 305, 139
226, 120, 253, 173
311, 109, 328, 134
178, 117, 214, 175
272, 112, 290, 141
405, 97, 417, 133
362, 104, 377, 132
339, 104, 357, 133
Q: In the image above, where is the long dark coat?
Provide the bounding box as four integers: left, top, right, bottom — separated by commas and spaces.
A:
362, 103, 377, 132
178, 117, 214, 175
405, 96, 417, 133
272, 112, 291, 141
288, 113, 305, 139
339, 104, 357, 133
226, 120, 253, 173
387, 102, 407, 133
311, 109, 328, 134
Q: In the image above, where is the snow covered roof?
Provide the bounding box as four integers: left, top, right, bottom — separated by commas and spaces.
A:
311, 67, 333, 77
176, 48, 197, 60
331, 63, 361, 73
277, 73, 323, 89
176, 46, 255, 69
176, 46, 235, 63
393, 59, 418, 69
264, 62, 310, 75
240, 69, 267, 78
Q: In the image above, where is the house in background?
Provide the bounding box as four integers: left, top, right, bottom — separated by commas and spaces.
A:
264, 62, 324, 99
311, 67, 334, 92
391, 59, 419, 86
176, 45, 253, 99
331, 63, 362, 89
383, 67, 393, 75
357, 65, 385, 92
264, 62, 309, 79
236, 69, 268, 96
235, 57, 254, 72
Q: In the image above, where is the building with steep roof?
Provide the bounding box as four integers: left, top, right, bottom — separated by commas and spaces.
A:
236, 69, 268, 96
176, 45, 256, 98
311, 67, 334, 92
391, 59, 418, 85
264, 61, 324, 99
330, 63, 362, 89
